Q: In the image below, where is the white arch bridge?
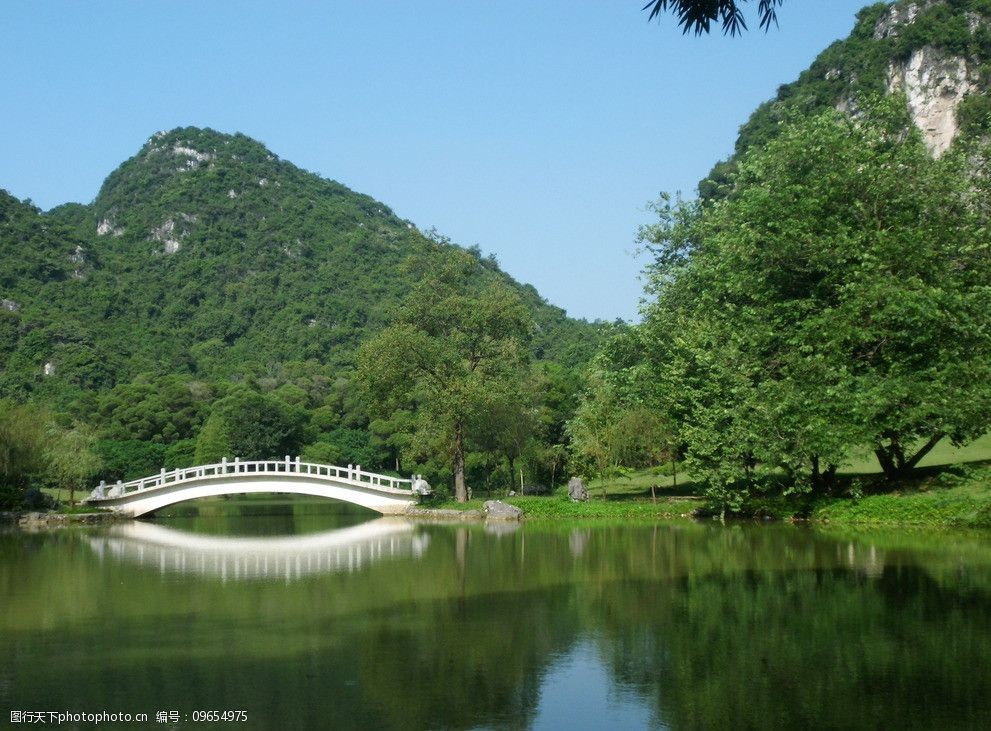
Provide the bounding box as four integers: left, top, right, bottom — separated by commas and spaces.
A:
85, 457, 430, 517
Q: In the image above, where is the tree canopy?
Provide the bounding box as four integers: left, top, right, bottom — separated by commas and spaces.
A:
357, 251, 534, 502
597, 99, 991, 509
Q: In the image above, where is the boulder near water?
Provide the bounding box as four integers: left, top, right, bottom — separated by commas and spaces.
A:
568, 477, 588, 502
483, 500, 524, 521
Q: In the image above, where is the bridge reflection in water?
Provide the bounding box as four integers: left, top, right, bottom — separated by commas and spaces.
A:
86, 518, 429, 582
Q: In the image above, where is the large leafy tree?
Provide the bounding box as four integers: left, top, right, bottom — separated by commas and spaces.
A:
357, 251, 533, 502
48, 423, 102, 506
193, 413, 233, 464
0, 401, 49, 507
96, 375, 211, 443
632, 100, 991, 505
211, 388, 307, 460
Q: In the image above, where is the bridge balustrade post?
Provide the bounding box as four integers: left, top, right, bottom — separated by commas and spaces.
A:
295, 456, 300, 472
160, 468, 166, 485
348, 464, 353, 480
356, 465, 361, 482
285, 455, 290, 473
222, 457, 228, 474
234, 457, 240, 473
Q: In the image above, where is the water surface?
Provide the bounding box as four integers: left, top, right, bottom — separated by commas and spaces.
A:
2, 498, 989, 730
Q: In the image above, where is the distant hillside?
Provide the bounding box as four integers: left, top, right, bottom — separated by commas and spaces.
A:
0, 127, 608, 405
701, 0, 991, 198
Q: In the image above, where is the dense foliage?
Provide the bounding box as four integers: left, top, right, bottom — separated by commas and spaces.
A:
0, 128, 610, 507
357, 251, 535, 502
579, 102, 991, 510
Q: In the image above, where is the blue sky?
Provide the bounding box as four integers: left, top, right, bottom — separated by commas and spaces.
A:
3, 0, 874, 321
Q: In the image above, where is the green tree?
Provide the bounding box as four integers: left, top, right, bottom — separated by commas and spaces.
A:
307, 427, 387, 468
164, 439, 196, 469
473, 372, 541, 492
193, 413, 233, 464
357, 251, 533, 502
633, 101, 991, 506
301, 441, 343, 465
48, 423, 102, 506
0, 401, 49, 507
96, 375, 211, 443
212, 388, 307, 460
93, 439, 167, 482
566, 369, 675, 497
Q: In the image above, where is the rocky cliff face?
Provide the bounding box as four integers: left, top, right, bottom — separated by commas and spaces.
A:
704, 0, 991, 194
877, 2, 981, 155
886, 45, 976, 154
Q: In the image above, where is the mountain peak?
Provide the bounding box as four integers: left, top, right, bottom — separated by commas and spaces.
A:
89, 125, 365, 245
139, 127, 277, 165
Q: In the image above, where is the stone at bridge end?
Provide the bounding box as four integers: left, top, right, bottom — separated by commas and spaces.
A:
483, 500, 523, 521
567, 477, 588, 502
412, 478, 432, 496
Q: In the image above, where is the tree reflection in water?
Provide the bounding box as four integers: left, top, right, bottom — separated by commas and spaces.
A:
2, 518, 989, 729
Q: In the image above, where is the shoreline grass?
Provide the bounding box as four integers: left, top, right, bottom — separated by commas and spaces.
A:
422, 462, 991, 528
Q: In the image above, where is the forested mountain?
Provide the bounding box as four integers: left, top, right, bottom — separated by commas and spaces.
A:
701, 0, 991, 198
1, 127, 605, 404
0, 128, 609, 496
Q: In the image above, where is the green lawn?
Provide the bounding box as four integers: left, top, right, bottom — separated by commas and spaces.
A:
512, 435, 991, 528
586, 433, 991, 501
587, 465, 699, 500
40, 486, 89, 506
841, 432, 991, 474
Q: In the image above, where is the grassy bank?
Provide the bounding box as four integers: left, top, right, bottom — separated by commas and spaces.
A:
749, 465, 991, 528
425, 461, 991, 528
426, 494, 702, 520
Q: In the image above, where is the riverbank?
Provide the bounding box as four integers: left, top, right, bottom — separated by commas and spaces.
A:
749, 477, 991, 528
424, 463, 991, 528
1, 510, 128, 530
423, 495, 700, 521
9, 462, 991, 530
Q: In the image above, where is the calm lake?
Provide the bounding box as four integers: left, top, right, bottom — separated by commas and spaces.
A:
2, 498, 990, 730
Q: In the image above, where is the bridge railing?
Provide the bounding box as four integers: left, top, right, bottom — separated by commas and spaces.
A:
90, 457, 416, 501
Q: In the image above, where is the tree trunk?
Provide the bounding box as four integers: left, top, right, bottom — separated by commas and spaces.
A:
672, 459, 678, 491
824, 463, 837, 490
507, 455, 515, 496
810, 456, 838, 495
875, 433, 942, 480
903, 432, 943, 472
874, 445, 896, 479
453, 426, 468, 503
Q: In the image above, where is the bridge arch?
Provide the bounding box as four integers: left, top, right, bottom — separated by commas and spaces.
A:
86, 458, 427, 517
87, 519, 430, 581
